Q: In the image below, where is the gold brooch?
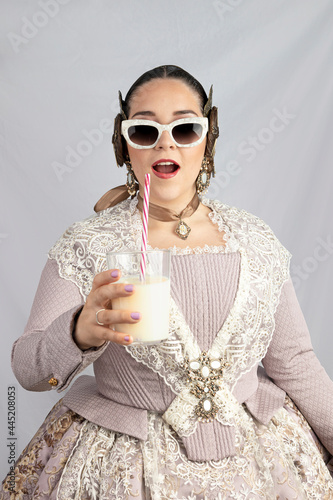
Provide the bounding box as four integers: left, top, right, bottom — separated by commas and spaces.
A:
182, 351, 230, 422
175, 220, 191, 239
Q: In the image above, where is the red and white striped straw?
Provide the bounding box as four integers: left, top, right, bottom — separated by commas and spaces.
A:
140, 173, 151, 281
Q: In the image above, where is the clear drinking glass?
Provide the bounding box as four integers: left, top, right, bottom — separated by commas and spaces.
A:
106, 250, 171, 345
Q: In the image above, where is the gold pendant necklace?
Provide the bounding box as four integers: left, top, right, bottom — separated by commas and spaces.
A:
137, 192, 200, 240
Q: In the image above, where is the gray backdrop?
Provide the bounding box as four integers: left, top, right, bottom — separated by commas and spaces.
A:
1, 0, 332, 478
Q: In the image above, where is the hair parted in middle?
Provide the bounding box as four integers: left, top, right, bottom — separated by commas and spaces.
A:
112, 65, 219, 189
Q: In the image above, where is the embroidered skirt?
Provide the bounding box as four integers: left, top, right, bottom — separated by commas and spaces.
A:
1, 396, 333, 500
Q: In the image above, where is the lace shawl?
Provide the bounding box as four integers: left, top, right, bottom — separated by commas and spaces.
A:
48, 197, 291, 438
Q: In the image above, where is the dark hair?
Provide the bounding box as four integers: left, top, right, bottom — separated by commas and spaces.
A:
122, 65, 208, 117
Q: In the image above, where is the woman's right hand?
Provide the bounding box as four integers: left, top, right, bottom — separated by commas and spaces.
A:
73, 269, 140, 350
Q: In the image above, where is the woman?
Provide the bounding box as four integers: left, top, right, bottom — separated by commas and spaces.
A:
2, 65, 333, 499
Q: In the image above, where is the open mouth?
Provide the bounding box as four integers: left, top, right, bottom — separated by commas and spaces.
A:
151, 160, 180, 179
152, 161, 179, 174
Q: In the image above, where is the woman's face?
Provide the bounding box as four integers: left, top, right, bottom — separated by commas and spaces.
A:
126, 78, 207, 210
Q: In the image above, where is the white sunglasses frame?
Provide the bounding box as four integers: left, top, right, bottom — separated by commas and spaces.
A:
121, 117, 209, 149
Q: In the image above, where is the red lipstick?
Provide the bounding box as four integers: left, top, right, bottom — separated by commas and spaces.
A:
151, 159, 180, 179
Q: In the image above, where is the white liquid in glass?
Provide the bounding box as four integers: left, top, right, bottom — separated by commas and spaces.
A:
112, 276, 170, 343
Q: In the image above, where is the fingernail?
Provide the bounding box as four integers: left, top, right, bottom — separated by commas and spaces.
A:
124, 336, 130, 342
131, 312, 140, 320
125, 284, 134, 292
111, 270, 119, 278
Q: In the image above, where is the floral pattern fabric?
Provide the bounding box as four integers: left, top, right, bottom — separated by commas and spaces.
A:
1, 396, 333, 499
0, 399, 84, 499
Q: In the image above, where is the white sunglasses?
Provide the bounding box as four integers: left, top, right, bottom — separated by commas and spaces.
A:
121, 117, 208, 149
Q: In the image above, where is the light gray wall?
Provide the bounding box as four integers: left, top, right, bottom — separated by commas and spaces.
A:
1, 0, 332, 478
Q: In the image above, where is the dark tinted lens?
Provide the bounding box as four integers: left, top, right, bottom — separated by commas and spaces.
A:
172, 123, 203, 144
128, 125, 158, 146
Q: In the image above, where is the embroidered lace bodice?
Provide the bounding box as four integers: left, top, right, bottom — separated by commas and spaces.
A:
49, 196, 291, 438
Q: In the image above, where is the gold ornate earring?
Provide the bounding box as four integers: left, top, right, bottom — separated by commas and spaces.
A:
196, 156, 211, 194
125, 157, 138, 196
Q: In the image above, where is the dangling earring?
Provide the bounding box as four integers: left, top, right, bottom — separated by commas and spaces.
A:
125, 157, 138, 196
196, 156, 211, 194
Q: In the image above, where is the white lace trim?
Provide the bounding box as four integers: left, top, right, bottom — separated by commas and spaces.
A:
48, 197, 234, 299
48, 197, 291, 438
56, 403, 333, 500
128, 195, 238, 255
